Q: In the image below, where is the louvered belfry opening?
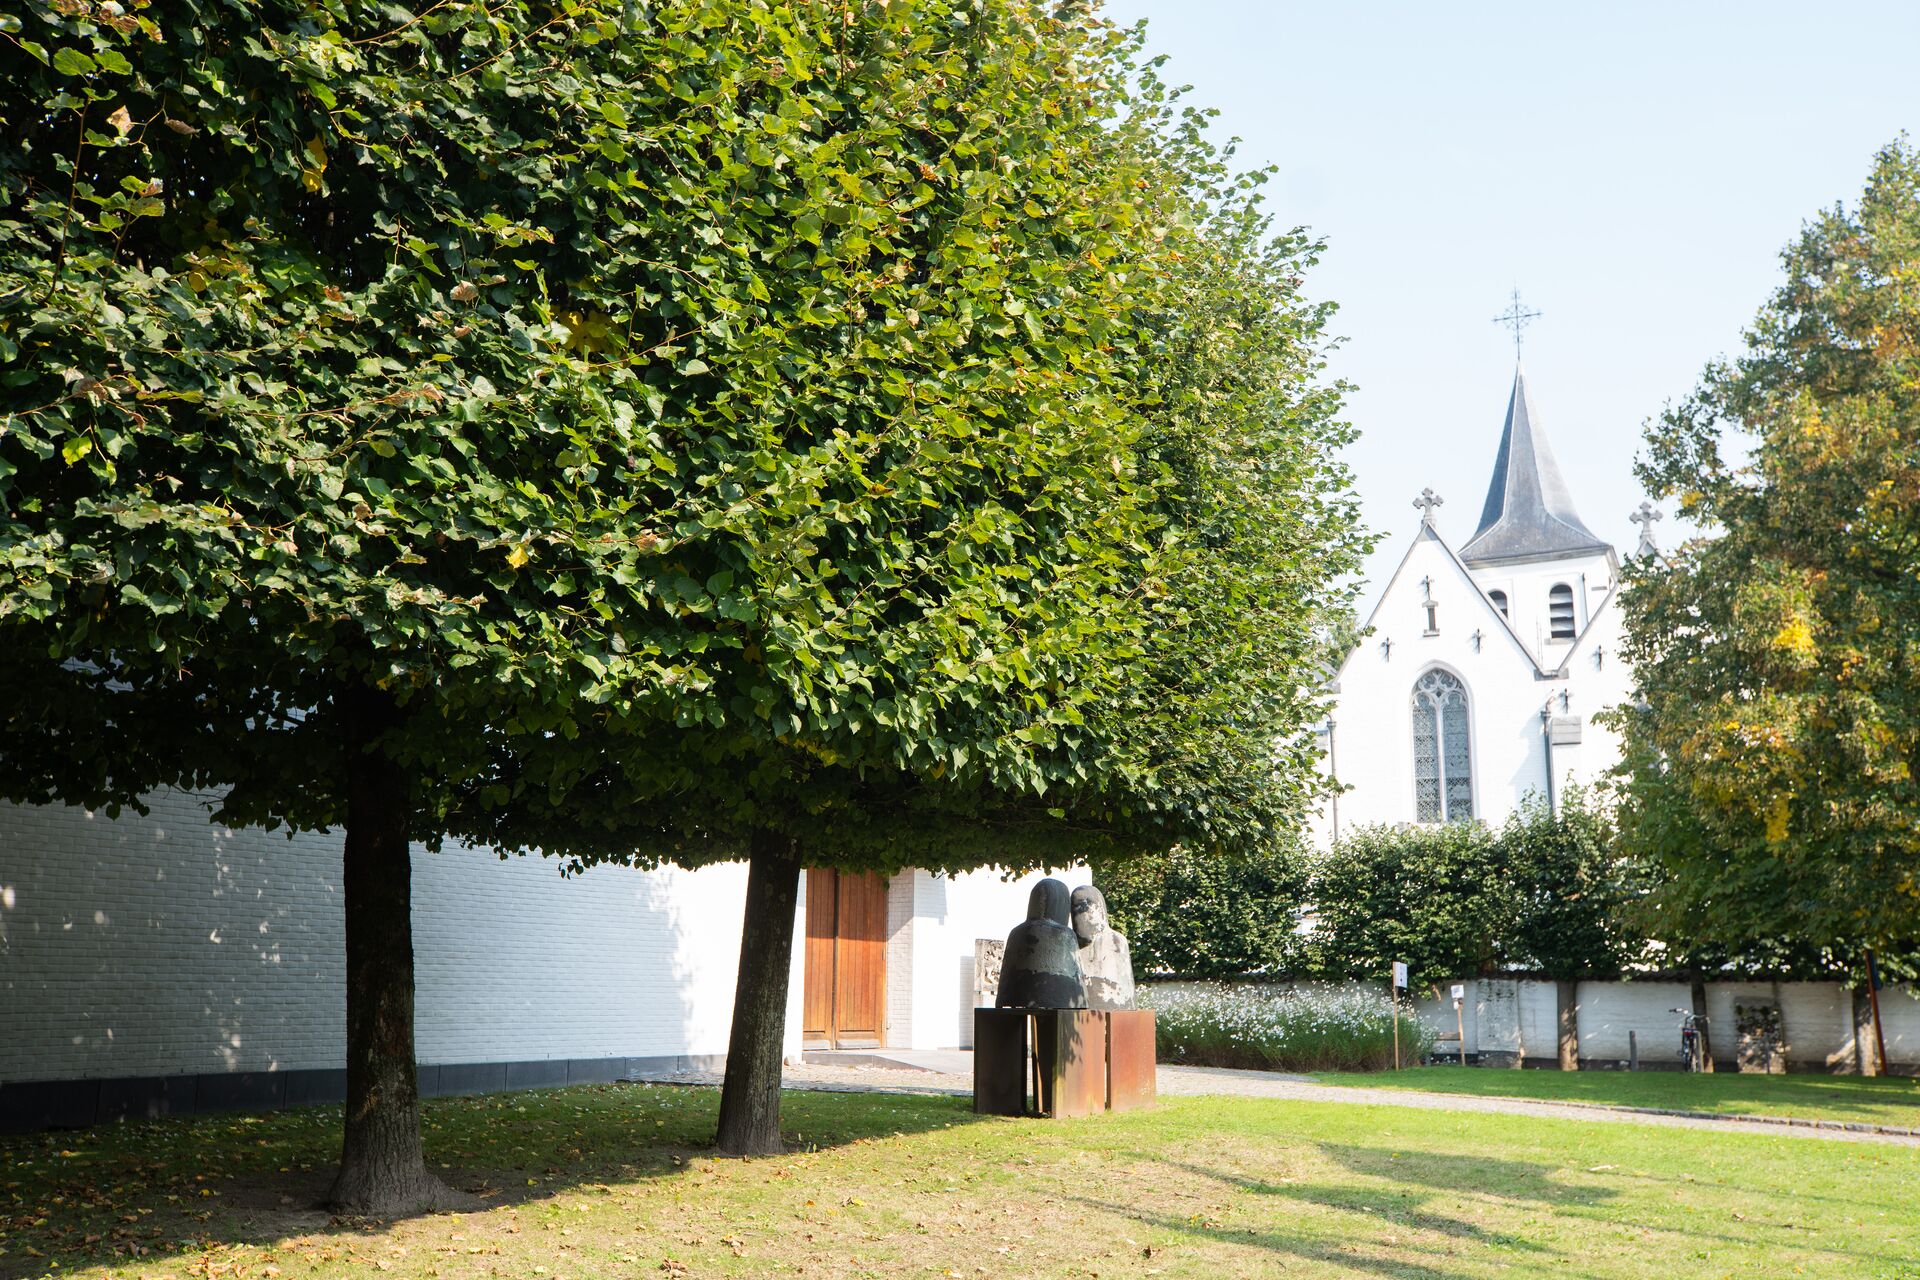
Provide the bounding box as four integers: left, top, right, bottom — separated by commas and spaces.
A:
1548, 583, 1576, 639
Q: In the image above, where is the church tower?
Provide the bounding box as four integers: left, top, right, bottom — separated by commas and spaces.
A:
1312, 365, 1639, 842
1457, 366, 1618, 669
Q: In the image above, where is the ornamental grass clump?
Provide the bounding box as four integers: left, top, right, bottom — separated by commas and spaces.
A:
1142, 984, 1435, 1072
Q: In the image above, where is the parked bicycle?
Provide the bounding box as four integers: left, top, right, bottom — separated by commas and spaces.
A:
1669, 1007, 1710, 1072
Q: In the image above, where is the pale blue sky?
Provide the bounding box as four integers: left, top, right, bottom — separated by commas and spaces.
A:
1103, 0, 1920, 601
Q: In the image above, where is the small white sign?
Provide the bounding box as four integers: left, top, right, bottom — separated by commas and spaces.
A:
1451, 984, 1466, 1002
1392, 961, 1408, 989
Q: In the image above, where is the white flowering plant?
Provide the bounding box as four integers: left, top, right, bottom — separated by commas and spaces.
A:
1141, 983, 1435, 1072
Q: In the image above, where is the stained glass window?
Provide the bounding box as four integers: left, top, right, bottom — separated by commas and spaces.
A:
1412, 669, 1473, 822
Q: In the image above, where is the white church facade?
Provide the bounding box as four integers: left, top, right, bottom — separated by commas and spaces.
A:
1313, 367, 1648, 841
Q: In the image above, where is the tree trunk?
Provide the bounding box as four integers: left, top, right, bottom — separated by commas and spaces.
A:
1853, 984, 1879, 1076
1555, 979, 1579, 1071
1865, 949, 1890, 1078
715, 830, 803, 1157
328, 686, 451, 1215
1688, 974, 1714, 1073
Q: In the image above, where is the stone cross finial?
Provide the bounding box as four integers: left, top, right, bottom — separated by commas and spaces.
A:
1414, 488, 1444, 524
1631, 501, 1663, 557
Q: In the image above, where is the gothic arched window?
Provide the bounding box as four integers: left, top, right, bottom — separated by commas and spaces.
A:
1412, 669, 1473, 822
1548, 583, 1576, 638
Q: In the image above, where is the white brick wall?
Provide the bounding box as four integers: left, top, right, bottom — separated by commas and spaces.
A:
882, 874, 917, 1049
1, 792, 346, 1081
0, 793, 803, 1084
904, 865, 1089, 1051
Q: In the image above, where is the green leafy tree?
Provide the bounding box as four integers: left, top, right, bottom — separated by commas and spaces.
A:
1612, 139, 1920, 978
2, 0, 1204, 1189
480, 17, 1371, 1156
1307, 820, 1505, 987
1499, 792, 1634, 980
1308, 792, 1636, 988
0, 0, 781, 1212
2, 0, 1368, 1186
1094, 844, 1311, 978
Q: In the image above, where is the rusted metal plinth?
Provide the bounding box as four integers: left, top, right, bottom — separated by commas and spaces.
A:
973, 1008, 1154, 1117
1105, 1009, 1157, 1112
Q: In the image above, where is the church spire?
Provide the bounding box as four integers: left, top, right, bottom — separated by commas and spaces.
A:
1459, 365, 1612, 566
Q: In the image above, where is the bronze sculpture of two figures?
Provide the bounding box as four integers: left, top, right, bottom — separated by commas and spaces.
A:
977, 878, 1153, 1118
994, 879, 1136, 1012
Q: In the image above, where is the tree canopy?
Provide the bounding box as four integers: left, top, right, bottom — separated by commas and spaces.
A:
1611, 139, 1920, 980
2, 0, 1367, 1179
462, 15, 1371, 1153
5, 0, 725, 1211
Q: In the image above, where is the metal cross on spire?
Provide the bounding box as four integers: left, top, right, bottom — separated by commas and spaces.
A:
1492, 288, 1542, 358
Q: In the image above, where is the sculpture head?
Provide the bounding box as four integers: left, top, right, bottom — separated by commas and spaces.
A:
1070, 884, 1109, 943
1027, 877, 1071, 927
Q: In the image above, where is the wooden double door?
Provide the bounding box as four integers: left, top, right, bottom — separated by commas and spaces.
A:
803, 868, 887, 1048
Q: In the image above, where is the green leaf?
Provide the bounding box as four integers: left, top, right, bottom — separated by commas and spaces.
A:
51, 47, 96, 76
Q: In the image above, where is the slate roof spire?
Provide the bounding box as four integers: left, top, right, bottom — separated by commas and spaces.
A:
1459, 365, 1612, 566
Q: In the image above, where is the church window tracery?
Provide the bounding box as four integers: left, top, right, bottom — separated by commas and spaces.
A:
1411, 668, 1473, 823
1548, 583, 1576, 638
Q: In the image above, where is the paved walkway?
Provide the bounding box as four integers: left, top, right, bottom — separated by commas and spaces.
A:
630, 1049, 1920, 1148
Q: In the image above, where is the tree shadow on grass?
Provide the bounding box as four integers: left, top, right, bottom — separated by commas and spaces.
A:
1137, 1143, 1892, 1274
1048, 1142, 1637, 1279
1333, 1067, 1920, 1124
1151, 1158, 1558, 1256
1066, 1193, 1484, 1280
0, 1082, 981, 1279
1156, 1143, 1621, 1266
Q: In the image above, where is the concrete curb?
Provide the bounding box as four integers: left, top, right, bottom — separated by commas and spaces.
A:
1520, 1095, 1920, 1138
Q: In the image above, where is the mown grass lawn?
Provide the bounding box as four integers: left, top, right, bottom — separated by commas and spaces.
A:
3, 1082, 1916, 1280
1311, 1066, 1920, 1127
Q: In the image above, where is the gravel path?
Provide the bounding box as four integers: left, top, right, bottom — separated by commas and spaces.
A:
630, 1060, 1920, 1148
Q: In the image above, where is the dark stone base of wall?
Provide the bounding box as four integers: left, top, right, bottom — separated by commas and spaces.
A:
0, 1053, 728, 1136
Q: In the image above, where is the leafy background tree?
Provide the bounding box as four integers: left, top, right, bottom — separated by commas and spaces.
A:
1096, 843, 1311, 978
1304, 791, 1636, 990
1612, 139, 1920, 984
